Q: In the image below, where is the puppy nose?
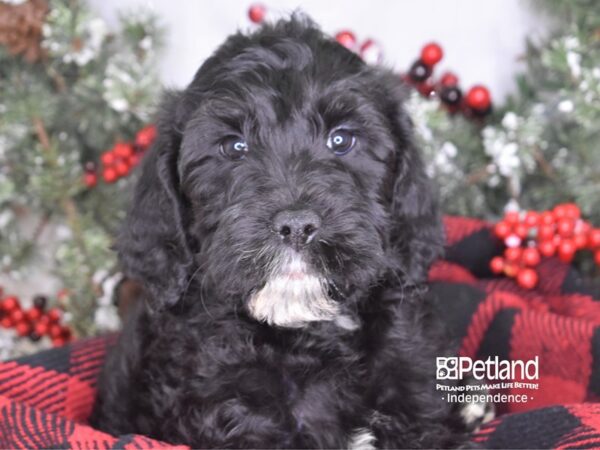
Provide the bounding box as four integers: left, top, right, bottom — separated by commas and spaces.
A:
273, 209, 321, 249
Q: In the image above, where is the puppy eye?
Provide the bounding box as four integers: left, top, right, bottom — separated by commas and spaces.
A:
326, 129, 356, 156
219, 136, 248, 161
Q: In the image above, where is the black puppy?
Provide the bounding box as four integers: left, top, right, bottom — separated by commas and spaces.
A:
91, 17, 472, 449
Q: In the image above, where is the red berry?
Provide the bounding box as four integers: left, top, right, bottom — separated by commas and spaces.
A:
101, 151, 116, 166
38, 315, 50, 325
61, 327, 72, 341
335, 30, 356, 49
25, 308, 42, 321
494, 221, 512, 239
490, 256, 504, 274
248, 3, 266, 23
420, 43, 443, 66
517, 268, 538, 289
557, 218, 575, 238
440, 71, 459, 87
588, 229, 600, 248
0, 317, 13, 328
595, 249, 600, 266
417, 81, 435, 97
558, 239, 576, 263
540, 211, 555, 225
103, 167, 118, 183
15, 321, 31, 337
524, 211, 539, 228
113, 142, 134, 158
577, 220, 591, 235
553, 204, 568, 221
514, 223, 529, 239
1, 296, 19, 312
504, 211, 520, 225
574, 233, 588, 249
522, 248, 541, 267
504, 263, 519, 278
505, 247, 522, 262
538, 240, 556, 257
135, 125, 157, 149
10, 309, 25, 323
34, 322, 49, 336
115, 160, 130, 177
52, 337, 67, 347
465, 85, 491, 111
46, 308, 61, 323
49, 323, 63, 338
128, 153, 142, 167
564, 203, 581, 220
538, 224, 555, 241
83, 172, 97, 188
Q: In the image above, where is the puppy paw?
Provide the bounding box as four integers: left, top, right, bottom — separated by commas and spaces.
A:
458, 376, 495, 433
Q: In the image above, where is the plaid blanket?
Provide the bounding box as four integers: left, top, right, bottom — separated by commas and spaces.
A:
1, 215, 599, 449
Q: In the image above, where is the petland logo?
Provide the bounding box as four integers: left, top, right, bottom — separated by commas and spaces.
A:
437, 356, 539, 381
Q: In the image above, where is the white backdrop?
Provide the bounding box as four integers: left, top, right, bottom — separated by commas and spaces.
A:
90, 0, 547, 101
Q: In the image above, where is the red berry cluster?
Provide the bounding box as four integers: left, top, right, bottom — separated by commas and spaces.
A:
0, 290, 72, 347
247, 7, 491, 118
334, 31, 383, 65
490, 203, 600, 289
405, 43, 492, 118
84, 125, 157, 187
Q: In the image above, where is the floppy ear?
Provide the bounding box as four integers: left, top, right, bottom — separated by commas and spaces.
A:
383, 77, 445, 283
117, 91, 194, 311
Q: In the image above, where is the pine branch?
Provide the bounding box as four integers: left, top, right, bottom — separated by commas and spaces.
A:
32, 115, 97, 336
46, 65, 67, 93
466, 166, 490, 185
32, 116, 51, 150
32, 211, 51, 242
532, 146, 557, 180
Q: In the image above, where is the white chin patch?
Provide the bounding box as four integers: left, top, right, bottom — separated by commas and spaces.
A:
348, 428, 376, 450
248, 252, 339, 328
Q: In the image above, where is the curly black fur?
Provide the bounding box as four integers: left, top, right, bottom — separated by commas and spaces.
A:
91, 17, 472, 449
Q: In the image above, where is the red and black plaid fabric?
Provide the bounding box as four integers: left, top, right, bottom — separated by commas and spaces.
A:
0, 215, 599, 449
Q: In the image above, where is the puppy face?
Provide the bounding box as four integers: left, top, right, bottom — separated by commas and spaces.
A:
118, 19, 443, 326
179, 46, 396, 327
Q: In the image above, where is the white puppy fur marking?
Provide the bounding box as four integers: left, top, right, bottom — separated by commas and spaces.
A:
334, 314, 360, 331
248, 251, 340, 327
460, 402, 485, 425
348, 428, 377, 450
